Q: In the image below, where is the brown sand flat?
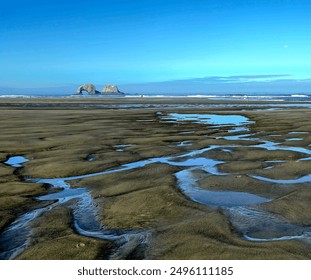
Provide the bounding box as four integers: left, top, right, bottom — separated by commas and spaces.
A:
16, 207, 114, 260
1, 98, 311, 259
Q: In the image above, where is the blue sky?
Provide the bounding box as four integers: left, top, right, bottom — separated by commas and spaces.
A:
1, 0, 311, 94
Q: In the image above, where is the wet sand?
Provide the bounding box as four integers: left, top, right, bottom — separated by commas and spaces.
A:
1, 97, 311, 259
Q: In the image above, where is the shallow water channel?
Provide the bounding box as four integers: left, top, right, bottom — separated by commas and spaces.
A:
1, 113, 311, 259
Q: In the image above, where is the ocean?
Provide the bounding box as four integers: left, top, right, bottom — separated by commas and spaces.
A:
1, 92, 311, 102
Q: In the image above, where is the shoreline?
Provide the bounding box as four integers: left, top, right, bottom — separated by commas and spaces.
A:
1, 96, 311, 105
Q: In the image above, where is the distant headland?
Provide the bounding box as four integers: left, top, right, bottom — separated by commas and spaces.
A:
76, 84, 124, 95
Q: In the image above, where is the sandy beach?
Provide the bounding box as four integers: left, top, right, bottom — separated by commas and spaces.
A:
1, 97, 311, 259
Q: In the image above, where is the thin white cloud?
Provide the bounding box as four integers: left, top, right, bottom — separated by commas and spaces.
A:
122, 75, 311, 94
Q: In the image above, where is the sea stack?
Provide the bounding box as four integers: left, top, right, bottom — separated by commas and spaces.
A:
76, 84, 98, 95
101, 85, 123, 94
